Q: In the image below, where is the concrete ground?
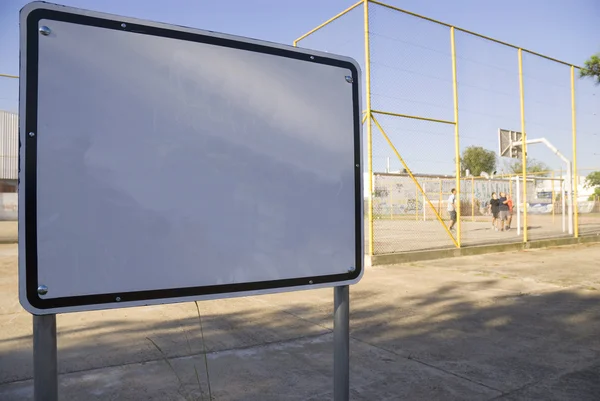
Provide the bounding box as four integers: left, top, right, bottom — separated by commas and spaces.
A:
1, 243, 600, 400
0, 221, 17, 243
370, 215, 600, 254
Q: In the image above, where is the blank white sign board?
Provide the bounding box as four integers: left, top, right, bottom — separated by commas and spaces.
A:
19, 2, 363, 315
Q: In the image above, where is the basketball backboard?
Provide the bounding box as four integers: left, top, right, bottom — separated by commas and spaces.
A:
498, 129, 523, 159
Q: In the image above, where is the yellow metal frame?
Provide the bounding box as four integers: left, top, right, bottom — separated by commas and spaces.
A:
292, 0, 363, 47
366, 0, 582, 69
363, 0, 374, 256
293, 0, 587, 255
450, 27, 461, 246
518, 49, 528, 242
371, 114, 459, 247
570, 66, 579, 238
371, 110, 455, 125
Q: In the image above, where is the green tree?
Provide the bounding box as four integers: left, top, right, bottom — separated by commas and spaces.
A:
460, 146, 496, 177
585, 171, 600, 200
507, 158, 550, 176
580, 54, 600, 85
585, 171, 600, 187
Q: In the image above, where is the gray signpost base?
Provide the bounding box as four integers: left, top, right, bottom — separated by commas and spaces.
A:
33, 314, 58, 401
334, 285, 350, 401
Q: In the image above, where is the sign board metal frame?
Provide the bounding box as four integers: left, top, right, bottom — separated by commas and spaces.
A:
19, 2, 363, 315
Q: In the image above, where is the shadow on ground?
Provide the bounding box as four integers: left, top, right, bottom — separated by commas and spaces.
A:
1, 269, 600, 401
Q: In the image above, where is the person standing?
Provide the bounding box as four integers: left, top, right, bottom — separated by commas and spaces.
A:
448, 188, 457, 232
498, 191, 509, 231
506, 194, 514, 230
488, 192, 500, 231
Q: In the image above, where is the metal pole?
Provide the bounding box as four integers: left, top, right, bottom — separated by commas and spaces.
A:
363, 0, 374, 257
439, 179, 442, 215
552, 171, 555, 224
471, 176, 475, 222
34, 314, 58, 401
518, 48, 528, 243
562, 175, 566, 233
422, 192, 426, 221
570, 66, 579, 238
450, 26, 461, 247
415, 185, 418, 221
567, 162, 573, 235
293, 0, 363, 46
334, 286, 350, 401
389, 182, 393, 220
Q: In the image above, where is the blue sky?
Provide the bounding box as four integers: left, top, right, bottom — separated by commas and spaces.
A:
0, 0, 598, 175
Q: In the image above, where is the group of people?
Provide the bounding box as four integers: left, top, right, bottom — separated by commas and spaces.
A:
446, 189, 514, 232
488, 192, 513, 231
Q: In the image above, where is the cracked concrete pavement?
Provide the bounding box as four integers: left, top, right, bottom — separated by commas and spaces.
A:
1, 241, 599, 400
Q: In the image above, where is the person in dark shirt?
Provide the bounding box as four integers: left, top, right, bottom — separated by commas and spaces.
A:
498, 192, 510, 231
488, 192, 500, 231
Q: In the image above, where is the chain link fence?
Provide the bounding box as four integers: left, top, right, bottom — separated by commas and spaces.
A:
295, 0, 600, 255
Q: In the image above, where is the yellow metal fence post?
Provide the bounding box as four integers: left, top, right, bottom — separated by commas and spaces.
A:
363, 0, 374, 256
518, 49, 528, 242
450, 27, 461, 247
571, 66, 579, 238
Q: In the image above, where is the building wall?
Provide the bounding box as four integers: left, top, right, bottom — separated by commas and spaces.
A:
0, 110, 18, 181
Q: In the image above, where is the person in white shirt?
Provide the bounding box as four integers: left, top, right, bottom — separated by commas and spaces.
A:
447, 188, 457, 231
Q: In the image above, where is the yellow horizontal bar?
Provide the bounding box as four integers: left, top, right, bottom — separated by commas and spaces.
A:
367, 0, 581, 69
0, 73, 18, 79
371, 109, 456, 125
293, 0, 363, 46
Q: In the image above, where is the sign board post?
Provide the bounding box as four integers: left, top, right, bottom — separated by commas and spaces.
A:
20, 2, 363, 400
33, 314, 58, 401
334, 285, 350, 401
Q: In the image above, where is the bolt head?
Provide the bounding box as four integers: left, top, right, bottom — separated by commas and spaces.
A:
115, 296, 121, 302
309, 280, 313, 285
37, 285, 48, 295
121, 23, 127, 28
348, 266, 356, 272
345, 76, 353, 83
39, 26, 51, 36
28, 132, 35, 138
309, 56, 315, 60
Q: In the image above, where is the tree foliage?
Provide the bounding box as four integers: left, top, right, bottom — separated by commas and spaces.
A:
585, 171, 600, 188
507, 158, 549, 176
585, 171, 600, 201
580, 54, 600, 85
460, 146, 496, 177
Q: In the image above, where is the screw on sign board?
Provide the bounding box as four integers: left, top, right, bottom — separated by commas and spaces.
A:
19, 2, 363, 315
